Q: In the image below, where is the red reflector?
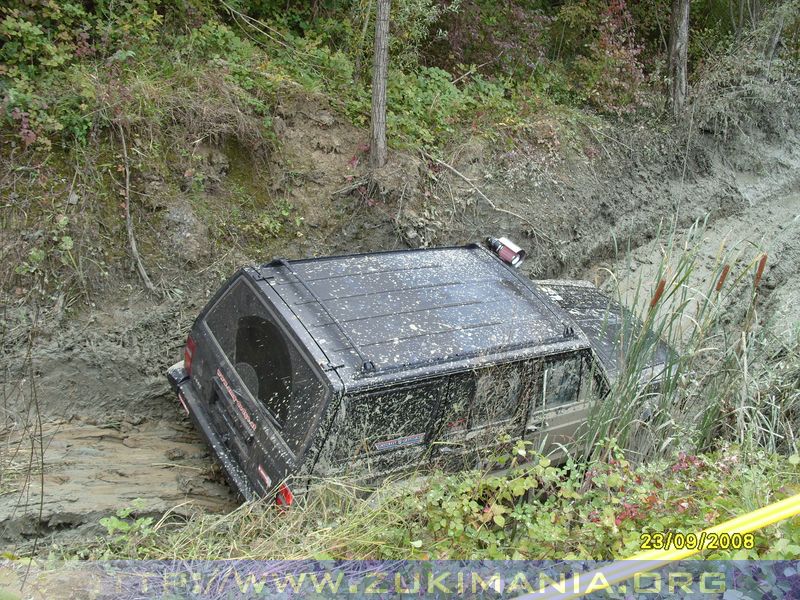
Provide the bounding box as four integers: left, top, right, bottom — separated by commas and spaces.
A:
276, 483, 294, 506
177, 391, 189, 415
184, 335, 196, 376
257, 465, 272, 487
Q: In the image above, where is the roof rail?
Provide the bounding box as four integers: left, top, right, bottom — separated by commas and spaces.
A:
275, 258, 376, 373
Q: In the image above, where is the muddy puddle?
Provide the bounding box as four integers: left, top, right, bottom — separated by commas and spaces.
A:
1, 414, 236, 549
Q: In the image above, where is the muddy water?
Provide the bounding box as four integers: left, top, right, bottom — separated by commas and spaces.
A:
1, 419, 236, 547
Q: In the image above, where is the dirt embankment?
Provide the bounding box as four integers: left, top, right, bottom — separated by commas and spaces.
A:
1, 90, 799, 552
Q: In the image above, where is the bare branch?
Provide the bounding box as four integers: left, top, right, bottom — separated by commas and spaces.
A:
117, 124, 157, 295
420, 150, 555, 245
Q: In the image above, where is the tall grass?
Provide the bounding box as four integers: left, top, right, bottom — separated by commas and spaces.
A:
583, 219, 799, 461
85, 476, 422, 560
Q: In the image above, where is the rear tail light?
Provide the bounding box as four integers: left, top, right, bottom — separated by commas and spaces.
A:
184, 335, 196, 376
276, 483, 294, 506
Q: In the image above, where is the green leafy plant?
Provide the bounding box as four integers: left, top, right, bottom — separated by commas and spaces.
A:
243, 199, 297, 238
99, 500, 157, 556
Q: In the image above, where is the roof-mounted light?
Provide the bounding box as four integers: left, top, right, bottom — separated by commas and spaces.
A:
486, 236, 526, 268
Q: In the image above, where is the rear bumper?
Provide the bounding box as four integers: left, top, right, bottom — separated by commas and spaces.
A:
167, 361, 258, 502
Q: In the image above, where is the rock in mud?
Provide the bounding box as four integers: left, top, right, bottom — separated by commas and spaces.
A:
164, 201, 209, 264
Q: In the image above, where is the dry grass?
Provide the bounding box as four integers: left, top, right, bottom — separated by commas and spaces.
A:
87, 476, 418, 560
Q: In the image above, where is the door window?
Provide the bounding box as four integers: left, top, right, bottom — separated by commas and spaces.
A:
542, 355, 582, 409
471, 364, 526, 426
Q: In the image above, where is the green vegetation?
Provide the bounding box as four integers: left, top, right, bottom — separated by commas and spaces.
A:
3, 0, 798, 151
2, 0, 797, 301
84, 441, 800, 560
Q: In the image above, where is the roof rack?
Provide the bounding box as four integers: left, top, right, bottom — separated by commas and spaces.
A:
275, 258, 376, 373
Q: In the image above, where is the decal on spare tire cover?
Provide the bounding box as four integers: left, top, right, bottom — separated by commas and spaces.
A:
217, 368, 257, 432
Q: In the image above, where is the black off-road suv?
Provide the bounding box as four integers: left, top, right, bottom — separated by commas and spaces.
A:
167, 240, 670, 504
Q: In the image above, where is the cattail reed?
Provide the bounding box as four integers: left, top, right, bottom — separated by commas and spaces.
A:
715, 264, 730, 292
754, 254, 768, 288
649, 278, 666, 309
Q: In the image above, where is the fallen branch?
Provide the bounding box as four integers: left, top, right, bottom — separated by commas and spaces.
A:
450, 56, 499, 86
586, 125, 634, 154
219, 0, 291, 50
420, 150, 555, 245
117, 124, 157, 294
332, 177, 370, 196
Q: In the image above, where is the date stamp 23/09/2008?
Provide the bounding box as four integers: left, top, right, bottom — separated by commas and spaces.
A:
640, 531, 755, 551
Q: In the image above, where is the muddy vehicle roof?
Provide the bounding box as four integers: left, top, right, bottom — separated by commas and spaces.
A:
250, 245, 591, 390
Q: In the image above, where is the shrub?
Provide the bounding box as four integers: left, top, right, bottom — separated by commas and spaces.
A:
569, 0, 645, 113
428, 0, 553, 78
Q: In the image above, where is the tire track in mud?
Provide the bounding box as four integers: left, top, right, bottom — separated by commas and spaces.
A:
601, 152, 800, 338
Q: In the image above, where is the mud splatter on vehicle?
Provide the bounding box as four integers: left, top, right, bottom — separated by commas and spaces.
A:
167, 240, 670, 502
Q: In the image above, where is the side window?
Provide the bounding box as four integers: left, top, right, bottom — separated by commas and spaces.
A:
434, 363, 535, 442
470, 364, 526, 426
334, 381, 443, 460
542, 355, 583, 408
440, 375, 472, 434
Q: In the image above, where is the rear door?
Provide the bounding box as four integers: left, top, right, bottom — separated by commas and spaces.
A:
201, 275, 330, 497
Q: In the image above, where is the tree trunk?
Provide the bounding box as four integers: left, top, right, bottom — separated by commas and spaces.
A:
370, 0, 390, 169
668, 0, 690, 118
764, 13, 784, 61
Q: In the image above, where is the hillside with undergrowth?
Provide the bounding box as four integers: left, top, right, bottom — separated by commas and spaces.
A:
1, 0, 800, 565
